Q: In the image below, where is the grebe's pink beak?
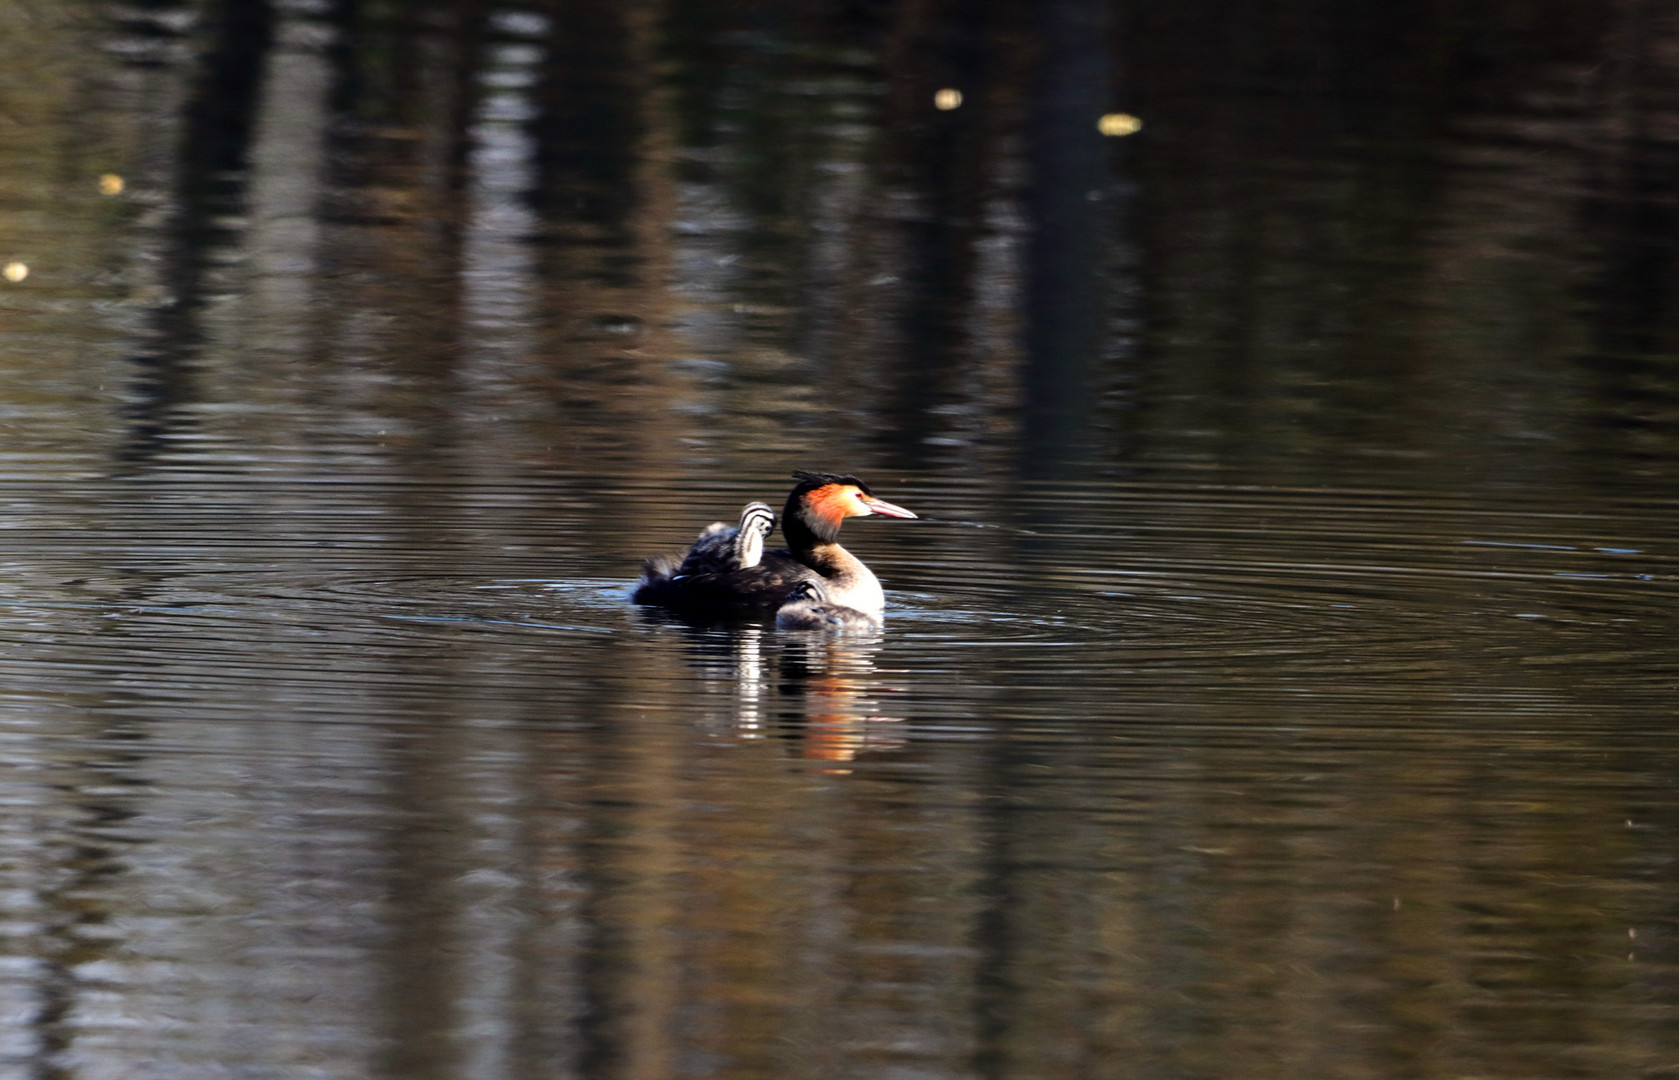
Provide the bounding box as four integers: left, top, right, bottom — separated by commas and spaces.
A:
857, 494, 917, 519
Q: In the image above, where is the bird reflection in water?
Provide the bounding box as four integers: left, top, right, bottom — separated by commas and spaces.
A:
778, 633, 905, 767
669, 623, 904, 764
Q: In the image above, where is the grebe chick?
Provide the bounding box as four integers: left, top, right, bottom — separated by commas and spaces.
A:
633, 470, 917, 618
775, 578, 881, 631
676, 502, 776, 575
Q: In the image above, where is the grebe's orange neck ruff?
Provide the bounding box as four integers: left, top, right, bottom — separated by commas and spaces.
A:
801, 483, 861, 542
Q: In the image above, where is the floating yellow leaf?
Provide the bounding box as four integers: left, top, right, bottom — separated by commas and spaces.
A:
1097, 112, 1143, 136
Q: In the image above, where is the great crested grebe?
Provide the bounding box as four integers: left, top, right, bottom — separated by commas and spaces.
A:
633, 470, 916, 618
775, 578, 881, 631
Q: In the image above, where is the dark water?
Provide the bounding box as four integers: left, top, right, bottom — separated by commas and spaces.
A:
1, 1, 1678, 1078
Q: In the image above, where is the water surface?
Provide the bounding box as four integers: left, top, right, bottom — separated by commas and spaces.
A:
0, 2, 1677, 1078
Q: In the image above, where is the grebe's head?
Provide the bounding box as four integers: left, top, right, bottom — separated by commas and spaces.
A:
786, 471, 916, 542
739, 502, 776, 539
737, 502, 775, 566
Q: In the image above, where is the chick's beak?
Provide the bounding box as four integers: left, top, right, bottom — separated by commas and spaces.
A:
857, 494, 917, 519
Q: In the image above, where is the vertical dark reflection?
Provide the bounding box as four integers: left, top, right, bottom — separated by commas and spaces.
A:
28, 789, 143, 1080
1577, 3, 1679, 485
972, 6, 1125, 1046
321, 0, 487, 462
569, 704, 685, 1080
524, 0, 652, 478
968, 746, 1025, 1080
323, 0, 363, 119
371, 781, 461, 1080
1019, 0, 1115, 478
877, 0, 1006, 460
529, 0, 644, 261
120, 0, 277, 467
573, 786, 628, 1080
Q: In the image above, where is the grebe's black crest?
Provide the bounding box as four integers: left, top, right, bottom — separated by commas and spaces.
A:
791, 470, 873, 495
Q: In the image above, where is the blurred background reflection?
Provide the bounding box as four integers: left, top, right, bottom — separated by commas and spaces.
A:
0, 0, 1676, 1077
